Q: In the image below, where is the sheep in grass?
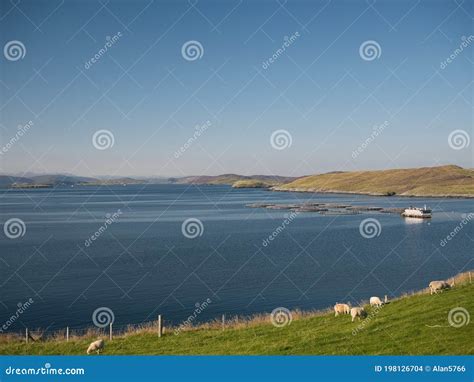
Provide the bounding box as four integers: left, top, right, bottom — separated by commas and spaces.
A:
350, 307, 366, 322
369, 295, 388, 307
429, 280, 451, 295
87, 339, 105, 355
334, 303, 350, 317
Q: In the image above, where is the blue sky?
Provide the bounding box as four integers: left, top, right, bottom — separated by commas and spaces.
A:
0, 0, 472, 177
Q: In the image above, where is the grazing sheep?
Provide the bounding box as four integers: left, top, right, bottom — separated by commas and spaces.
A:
429, 280, 451, 295
369, 296, 383, 307
334, 303, 350, 316
369, 295, 388, 307
350, 307, 366, 322
87, 339, 104, 355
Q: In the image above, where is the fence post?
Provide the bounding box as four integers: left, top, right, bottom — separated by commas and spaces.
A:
158, 315, 162, 338
469, 272, 472, 284
66, 326, 69, 342
109, 323, 113, 341
25, 328, 28, 343
222, 314, 225, 330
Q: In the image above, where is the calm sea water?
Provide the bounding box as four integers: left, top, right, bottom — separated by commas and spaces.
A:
0, 185, 472, 332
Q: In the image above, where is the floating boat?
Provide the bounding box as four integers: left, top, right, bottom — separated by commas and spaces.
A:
402, 205, 432, 218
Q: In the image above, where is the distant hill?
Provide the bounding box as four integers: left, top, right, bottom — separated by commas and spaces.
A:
274, 165, 474, 197
0, 174, 145, 188
83, 177, 146, 185
169, 174, 296, 186
0, 176, 33, 188
30, 175, 99, 185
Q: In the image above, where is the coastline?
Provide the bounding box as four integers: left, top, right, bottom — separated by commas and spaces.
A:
1, 270, 471, 344
271, 187, 474, 199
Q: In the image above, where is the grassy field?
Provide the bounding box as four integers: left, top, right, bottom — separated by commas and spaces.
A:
275, 165, 474, 197
1, 278, 472, 355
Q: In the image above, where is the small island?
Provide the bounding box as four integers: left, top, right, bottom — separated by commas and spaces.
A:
232, 180, 273, 189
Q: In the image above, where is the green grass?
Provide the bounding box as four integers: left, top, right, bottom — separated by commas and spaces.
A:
275, 165, 474, 197
1, 282, 473, 355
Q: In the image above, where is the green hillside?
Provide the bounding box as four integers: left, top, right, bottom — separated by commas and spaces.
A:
275, 165, 474, 197
1, 275, 472, 355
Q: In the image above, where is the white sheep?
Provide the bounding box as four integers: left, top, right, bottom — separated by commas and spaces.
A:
369, 295, 388, 307
350, 307, 366, 322
334, 303, 350, 316
429, 280, 451, 295
87, 339, 104, 354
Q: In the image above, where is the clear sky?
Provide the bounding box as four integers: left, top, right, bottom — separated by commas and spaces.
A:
0, 0, 472, 178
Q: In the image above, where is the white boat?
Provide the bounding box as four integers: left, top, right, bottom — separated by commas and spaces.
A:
402, 205, 432, 218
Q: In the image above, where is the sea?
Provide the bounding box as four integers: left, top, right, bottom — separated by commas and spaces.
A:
0, 185, 472, 332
